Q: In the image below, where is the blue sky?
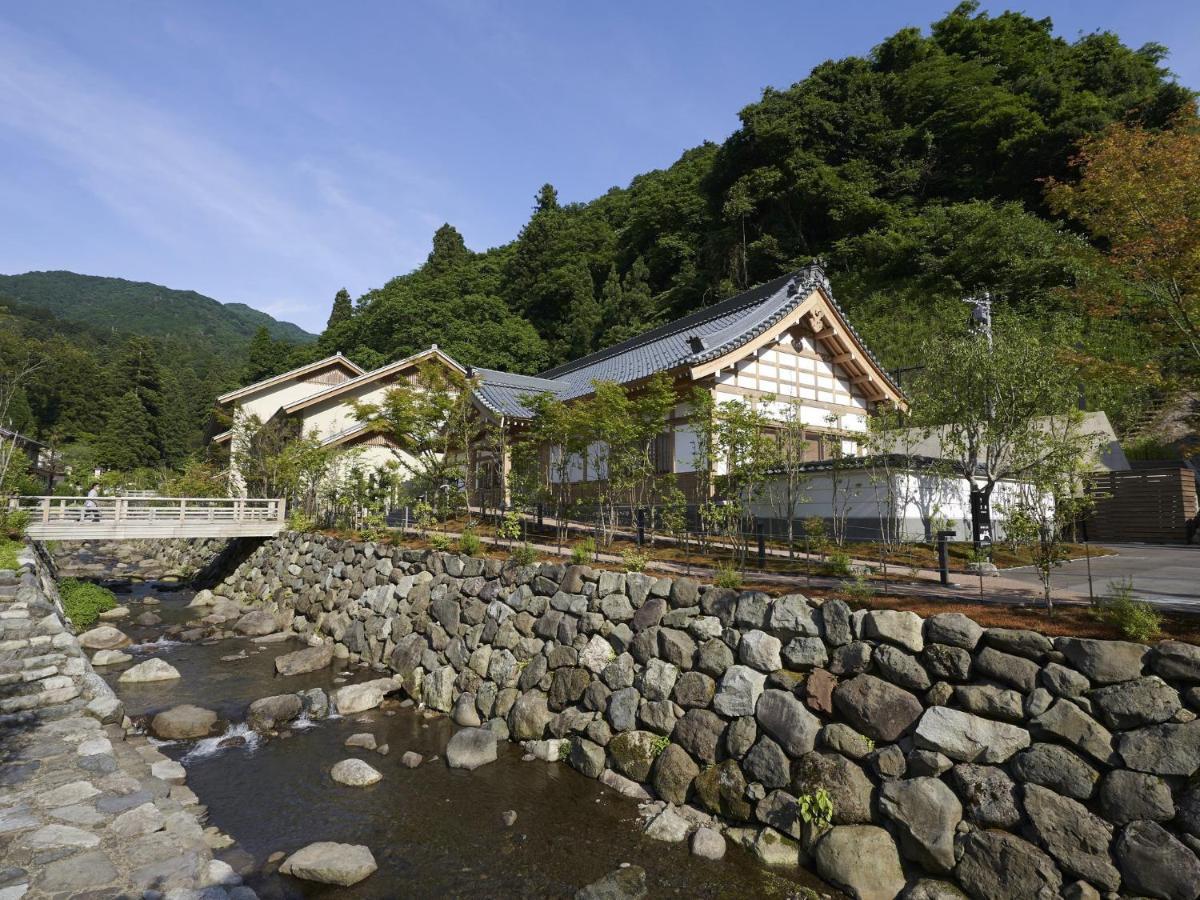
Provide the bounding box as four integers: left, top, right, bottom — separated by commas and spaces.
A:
1, 2, 1196, 334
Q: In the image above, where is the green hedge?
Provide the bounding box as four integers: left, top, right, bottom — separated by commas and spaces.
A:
59, 578, 118, 629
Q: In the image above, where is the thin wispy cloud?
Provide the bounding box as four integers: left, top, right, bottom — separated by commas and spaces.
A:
0, 20, 425, 329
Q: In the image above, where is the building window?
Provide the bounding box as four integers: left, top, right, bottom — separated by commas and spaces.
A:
652, 432, 673, 475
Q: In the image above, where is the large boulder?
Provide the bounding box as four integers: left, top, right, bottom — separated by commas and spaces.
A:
445, 728, 498, 770
1151, 641, 1200, 682
1099, 770, 1175, 825
117, 658, 180, 683
1114, 820, 1200, 900
913, 706, 1030, 763
1030, 700, 1115, 765
744, 737, 790, 789
813, 825, 907, 900
333, 678, 398, 715
1090, 675, 1181, 729
767, 594, 818, 638
861, 610, 924, 653
607, 731, 659, 782
924, 613, 983, 650
877, 777, 961, 873
671, 708, 725, 765
1057, 637, 1147, 685
574, 866, 647, 900
77, 625, 131, 650
955, 830, 1062, 900
1010, 743, 1099, 801
712, 665, 766, 717
1022, 784, 1119, 892
150, 704, 218, 740
247, 693, 303, 731
508, 691, 553, 741
279, 842, 377, 886
947, 764, 1021, 829
739, 630, 783, 672
233, 608, 279, 637
651, 743, 699, 805
755, 689, 819, 757
791, 752, 874, 825
832, 674, 922, 742
330, 758, 383, 786
275, 643, 333, 676
693, 759, 751, 821
1117, 720, 1200, 776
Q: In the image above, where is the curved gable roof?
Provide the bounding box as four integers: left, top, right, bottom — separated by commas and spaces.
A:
536, 265, 902, 404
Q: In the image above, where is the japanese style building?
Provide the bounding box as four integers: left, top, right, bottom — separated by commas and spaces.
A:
213, 266, 904, 503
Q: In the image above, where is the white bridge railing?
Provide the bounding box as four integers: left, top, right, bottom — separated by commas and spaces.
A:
8, 496, 287, 540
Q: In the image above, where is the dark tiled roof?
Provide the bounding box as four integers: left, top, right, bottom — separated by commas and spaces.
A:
470, 367, 569, 419
538, 269, 812, 394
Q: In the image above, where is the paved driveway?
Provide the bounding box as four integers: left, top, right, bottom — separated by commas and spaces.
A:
1002, 543, 1200, 612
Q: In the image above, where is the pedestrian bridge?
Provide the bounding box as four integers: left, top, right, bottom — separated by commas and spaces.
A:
7, 496, 287, 540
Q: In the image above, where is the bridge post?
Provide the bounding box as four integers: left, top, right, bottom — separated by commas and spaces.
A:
40, 497, 49, 524
179, 499, 187, 523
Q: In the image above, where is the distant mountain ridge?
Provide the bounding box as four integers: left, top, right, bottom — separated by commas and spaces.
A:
0, 271, 315, 348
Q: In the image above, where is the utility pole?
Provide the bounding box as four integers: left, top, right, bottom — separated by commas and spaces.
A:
964, 291, 995, 554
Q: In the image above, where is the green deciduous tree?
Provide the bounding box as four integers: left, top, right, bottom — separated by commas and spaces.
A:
909, 315, 1099, 554
352, 362, 475, 518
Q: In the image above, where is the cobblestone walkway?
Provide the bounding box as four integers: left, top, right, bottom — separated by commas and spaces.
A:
0, 548, 252, 900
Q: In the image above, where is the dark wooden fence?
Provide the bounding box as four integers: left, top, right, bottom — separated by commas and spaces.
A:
1084, 466, 1198, 544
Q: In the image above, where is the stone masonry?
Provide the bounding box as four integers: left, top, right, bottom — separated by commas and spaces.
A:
214, 532, 1200, 900
0, 545, 247, 900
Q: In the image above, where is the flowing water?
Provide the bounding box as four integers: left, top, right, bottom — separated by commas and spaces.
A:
96, 576, 835, 899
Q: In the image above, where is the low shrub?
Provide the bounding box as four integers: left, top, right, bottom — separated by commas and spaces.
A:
841, 573, 876, 603
1093, 578, 1162, 642
286, 509, 316, 533
714, 564, 743, 590
825, 551, 852, 577
571, 537, 596, 566
358, 513, 388, 542
459, 527, 482, 557
510, 543, 538, 566
428, 533, 451, 551
621, 548, 648, 572
59, 578, 118, 629
0, 537, 20, 570
0, 509, 30, 539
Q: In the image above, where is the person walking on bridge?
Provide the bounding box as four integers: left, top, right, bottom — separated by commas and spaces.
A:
83, 482, 100, 522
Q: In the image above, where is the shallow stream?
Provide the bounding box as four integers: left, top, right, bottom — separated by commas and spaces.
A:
97, 576, 833, 899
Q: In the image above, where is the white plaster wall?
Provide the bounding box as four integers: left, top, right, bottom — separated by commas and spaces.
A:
749, 470, 1051, 542
674, 425, 699, 474
239, 378, 333, 424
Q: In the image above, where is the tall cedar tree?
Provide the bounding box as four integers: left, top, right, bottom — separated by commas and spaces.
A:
326, 288, 353, 330
98, 391, 159, 470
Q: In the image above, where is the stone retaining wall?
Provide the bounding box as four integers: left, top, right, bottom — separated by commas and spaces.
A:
51, 538, 227, 580
213, 532, 1200, 900
1, 545, 239, 896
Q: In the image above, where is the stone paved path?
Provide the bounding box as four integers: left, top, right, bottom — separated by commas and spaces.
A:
0, 547, 252, 900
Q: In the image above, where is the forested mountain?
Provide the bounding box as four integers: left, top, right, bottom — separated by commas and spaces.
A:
311, 3, 1193, 429
0, 279, 313, 485
0, 271, 314, 353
